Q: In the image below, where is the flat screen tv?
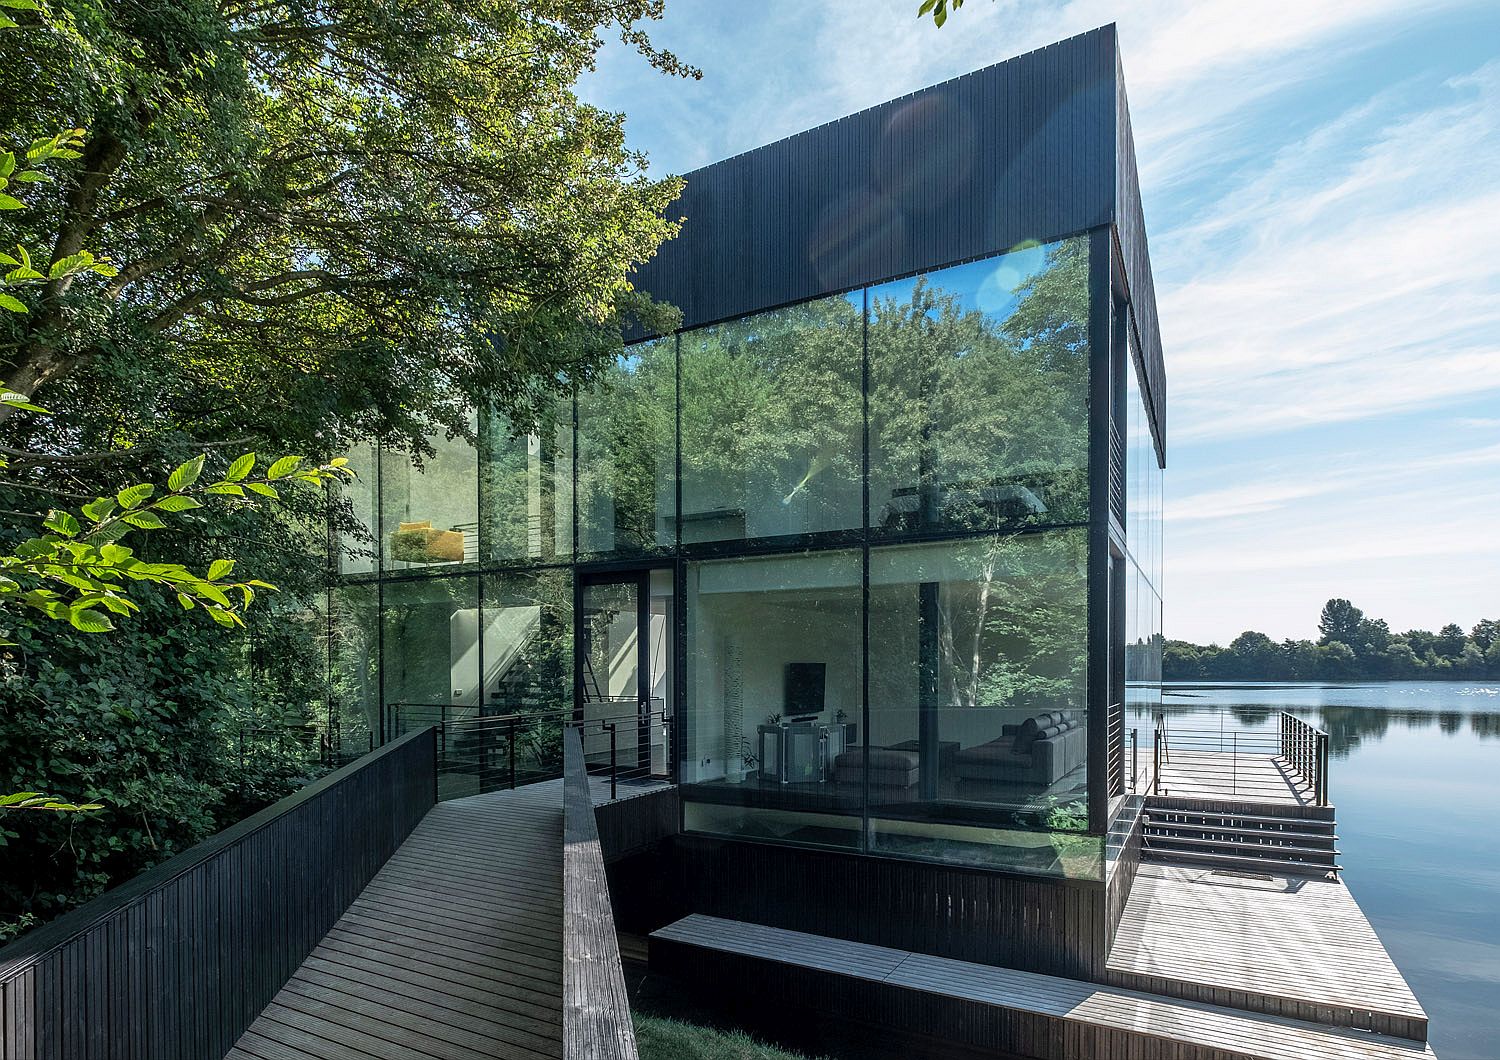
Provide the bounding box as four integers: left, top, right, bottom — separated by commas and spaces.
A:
784, 663, 826, 718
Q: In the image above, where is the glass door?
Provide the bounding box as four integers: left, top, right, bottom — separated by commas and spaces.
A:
578, 569, 673, 784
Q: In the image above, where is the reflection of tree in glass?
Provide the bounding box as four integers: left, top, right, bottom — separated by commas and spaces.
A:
870, 237, 1089, 534
577, 338, 675, 553
679, 297, 863, 537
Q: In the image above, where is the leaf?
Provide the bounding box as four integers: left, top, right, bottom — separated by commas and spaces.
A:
80, 497, 115, 522
0, 294, 25, 313
12, 171, 49, 184
245, 482, 279, 499
68, 608, 114, 633
224, 452, 255, 481
42, 510, 80, 537
153, 495, 202, 512
207, 608, 240, 628
0, 194, 23, 211
176, 593, 195, 610
0, 153, 12, 179
116, 483, 154, 509
207, 558, 235, 581
266, 455, 302, 480
0, 390, 46, 412
167, 454, 205, 491
121, 511, 167, 530
203, 483, 245, 496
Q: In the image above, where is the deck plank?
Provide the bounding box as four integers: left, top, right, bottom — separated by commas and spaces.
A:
225, 781, 565, 1060
653, 914, 1434, 1060
1156, 751, 1312, 804
1106, 862, 1426, 1023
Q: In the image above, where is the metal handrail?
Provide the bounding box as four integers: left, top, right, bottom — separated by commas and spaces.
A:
1279, 711, 1330, 807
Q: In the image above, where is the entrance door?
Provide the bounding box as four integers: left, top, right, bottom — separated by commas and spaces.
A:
577, 570, 673, 783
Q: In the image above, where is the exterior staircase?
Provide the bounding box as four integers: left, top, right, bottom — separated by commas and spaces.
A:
1142, 796, 1340, 876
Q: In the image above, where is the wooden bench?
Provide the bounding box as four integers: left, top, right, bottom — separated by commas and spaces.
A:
650, 914, 1435, 1060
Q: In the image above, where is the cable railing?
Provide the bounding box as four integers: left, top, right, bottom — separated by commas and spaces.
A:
389, 700, 673, 801
1150, 709, 1330, 805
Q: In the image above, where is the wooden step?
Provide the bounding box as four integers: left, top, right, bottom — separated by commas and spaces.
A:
1145, 834, 1340, 860
1142, 846, 1340, 876
1148, 808, 1336, 829
1145, 820, 1338, 841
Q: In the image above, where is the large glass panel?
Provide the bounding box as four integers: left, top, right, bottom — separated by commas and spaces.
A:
329, 582, 379, 753
679, 296, 863, 543
480, 401, 572, 564
868, 237, 1090, 538
681, 549, 863, 849
865, 529, 1095, 876
336, 442, 378, 575
380, 415, 479, 571
382, 575, 480, 735
577, 339, 675, 556
482, 568, 573, 718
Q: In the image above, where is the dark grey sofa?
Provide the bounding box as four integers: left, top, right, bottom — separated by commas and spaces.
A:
953, 711, 1086, 788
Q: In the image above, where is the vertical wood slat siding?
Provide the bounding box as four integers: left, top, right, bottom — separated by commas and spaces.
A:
0, 727, 435, 1060
593, 789, 680, 864
563, 728, 638, 1060
672, 836, 1107, 980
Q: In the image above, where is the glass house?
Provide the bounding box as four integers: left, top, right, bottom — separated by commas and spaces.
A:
329, 26, 1165, 887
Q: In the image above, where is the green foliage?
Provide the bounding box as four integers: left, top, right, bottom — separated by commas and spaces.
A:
634, 1016, 825, 1060
917, 0, 968, 28
1166, 600, 1500, 682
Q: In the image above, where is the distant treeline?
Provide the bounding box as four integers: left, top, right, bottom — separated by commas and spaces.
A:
1165, 599, 1500, 682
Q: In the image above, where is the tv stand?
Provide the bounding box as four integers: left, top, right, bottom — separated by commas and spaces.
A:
756, 720, 856, 784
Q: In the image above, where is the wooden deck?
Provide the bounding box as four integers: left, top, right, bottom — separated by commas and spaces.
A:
1107, 861, 1427, 1040
225, 781, 566, 1060
1156, 749, 1314, 804
651, 914, 1434, 1060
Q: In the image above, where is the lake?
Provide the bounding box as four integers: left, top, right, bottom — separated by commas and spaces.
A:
1142, 682, 1500, 1059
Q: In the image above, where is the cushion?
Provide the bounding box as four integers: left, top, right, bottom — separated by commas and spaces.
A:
1012, 717, 1043, 755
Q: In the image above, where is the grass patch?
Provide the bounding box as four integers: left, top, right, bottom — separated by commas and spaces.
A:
634, 1014, 823, 1060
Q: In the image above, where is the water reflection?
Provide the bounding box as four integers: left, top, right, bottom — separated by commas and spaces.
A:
1142, 681, 1500, 758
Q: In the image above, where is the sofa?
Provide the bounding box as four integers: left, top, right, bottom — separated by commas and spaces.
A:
953, 710, 1086, 789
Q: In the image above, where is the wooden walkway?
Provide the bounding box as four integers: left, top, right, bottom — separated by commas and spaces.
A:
653, 915, 1434, 1060
1107, 861, 1427, 1040
225, 781, 566, 1060
1156, 749, 1313, 804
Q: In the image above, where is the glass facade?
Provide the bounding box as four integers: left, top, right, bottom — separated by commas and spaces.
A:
1125, 328, 1164, 727
328, 232, 1161, 880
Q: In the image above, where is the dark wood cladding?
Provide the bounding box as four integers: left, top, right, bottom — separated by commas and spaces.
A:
635, 24, 1165, 453
562, 729, 637, 1060
0, 728, 436, 1060
672, 836, 1106, 980
1114, 45, 1167, 461
1104, 800, 1144, 948
594, 788, 680, 864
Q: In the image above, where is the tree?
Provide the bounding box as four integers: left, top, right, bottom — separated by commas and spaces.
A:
1469, 619, 1499, 653
1318, 599, 1364, 648
0, 0, 695, 461
1436, 623, 1467, 659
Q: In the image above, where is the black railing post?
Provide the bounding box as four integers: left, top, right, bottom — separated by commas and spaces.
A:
1131, 728, 1138, 792
1317, 731, 1329, 807
508, 718, 517, 790
1153, 728, 1161, 794
606, 722, 617, 801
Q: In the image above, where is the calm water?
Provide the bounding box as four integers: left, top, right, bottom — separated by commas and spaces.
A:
1144, 682, 1500, 1059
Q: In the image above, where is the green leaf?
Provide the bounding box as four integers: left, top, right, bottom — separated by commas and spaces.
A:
116, 483, 154, 509
0, 194, 24, 211
207, 558, 235, 581
0, 390, 46, 412
176, 593, 195, 610
68, 606, 115, 633
0, 153, 12, 179
203, 483, 245, 496
153, 495, 202, 513
224, 452, 255, 481
167, 454, 205, 491
12, 171, 49, 184
266, 455, 302, 479
207, 608, 240, 628
42, 510, 80, 537
0, 294, 25, 313
245, 482, 279, 499
121, 511, 167, 530
81, 497, 115, 522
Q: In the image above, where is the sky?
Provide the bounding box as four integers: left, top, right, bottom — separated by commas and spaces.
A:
578, 1, 1500, 645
